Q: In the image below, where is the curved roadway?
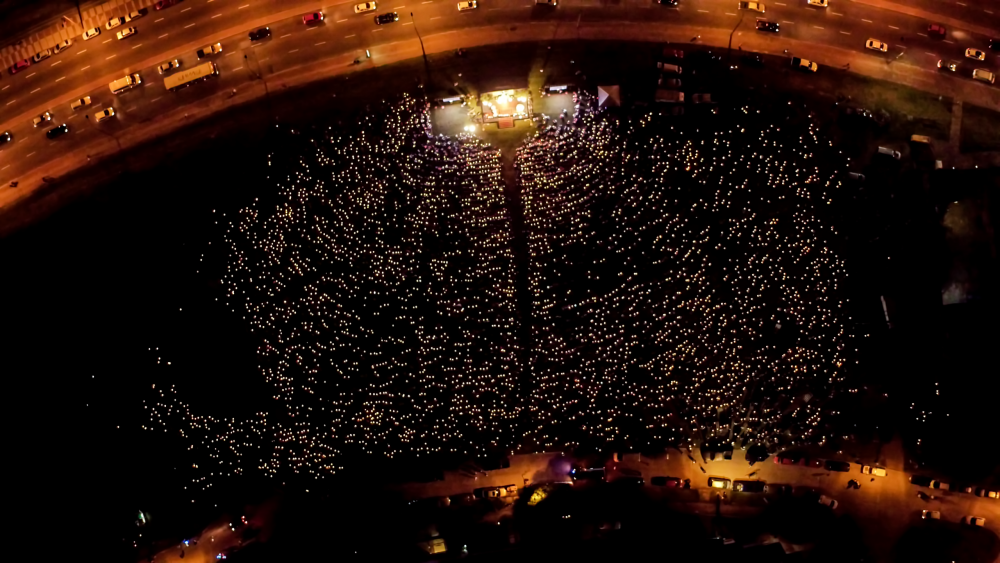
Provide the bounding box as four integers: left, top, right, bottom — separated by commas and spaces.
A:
0, 0, 998, 214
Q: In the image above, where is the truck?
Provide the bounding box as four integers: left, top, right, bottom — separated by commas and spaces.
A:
108, 73, 141, 94
655, 89, 684, 103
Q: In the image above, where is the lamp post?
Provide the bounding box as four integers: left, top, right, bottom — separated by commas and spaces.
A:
410, 12, 427, 61
244, 52, 276, 126
727, 10, 746, 68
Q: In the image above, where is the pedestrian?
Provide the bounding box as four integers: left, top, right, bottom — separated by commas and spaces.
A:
870, 478, 875, 482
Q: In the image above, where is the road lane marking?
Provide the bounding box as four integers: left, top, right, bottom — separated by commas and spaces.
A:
1, 85, 8, 90
5, 100, 16, 105
986, 10, 994, 14
239, 3, 250, 8
159, 33, 169, 38
307, 26, 318, 30
26, 72, 36, 78
840, 31, 851, 35
925, 52, 936, 56
30, 87, 41, 93
782, 20, 794, 23
26, 152, 35, 157
233, 66, 243, 70
725, 12, 737, 15
212, 14, 222, 18
431, 16, 441, 19
423, 1, 433, 3
698, 9, 709, 12
372, 28, 383, 31
394, 5, 406, 7
152, 96, 162, 102
337, 18, 348, 22
403, 21, 413, 24
185, 23, 196, 28
226, 51, 236, 55
774, 2, 785, 4
315, 41, 326, 45
956, 2, 966, 5
1, 165, 8, 170
289, 49, 299, 53
182, 7, 191, 11
943, 39, 954, 44
260, 58, 269, 62
281, 33, 292, 38
106, 54, 116, 60
77, 49, 87, 55
345, 34, 356, 37
56, 76, 66, 82
132, 43, 143, 49
103, 39, 112, 43
813, 25, 824, 29
831, 12, 843, 16
917, 32, 927, 37
51, 60, 62, 66
862, 18, 872, 22
80, 65, 90, 70
155, 18, 164, 22
889, 25, 899, 29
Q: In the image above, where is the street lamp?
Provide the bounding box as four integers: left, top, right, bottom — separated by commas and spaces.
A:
727, 10, 746, 67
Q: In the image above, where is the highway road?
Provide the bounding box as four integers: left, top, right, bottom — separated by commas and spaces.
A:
0, 0, 997, 216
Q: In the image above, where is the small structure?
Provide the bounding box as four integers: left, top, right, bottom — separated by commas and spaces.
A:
480, 88, 533, 128
598, 85, 621, 108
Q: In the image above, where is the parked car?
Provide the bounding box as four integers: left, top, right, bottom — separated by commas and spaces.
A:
614, 476, 645, 486
929, 480, 950, 490
8, 59, 31, 74
125, 9, 147, 22
53, 39, 73, 54
990, 39, 999, 51
976, 488, 999, 499
819, 495, 838, 509
0, 131, 12, 145
862, 465, 886, 477
708, 477, 731, 489
663, 48, 684, 59
154, 0, 179, 9
733, 480, 767, 493
659, 77, 682, 87
651, 476, 682, 487
927, 24, 946, 38
70, 96, 92, 110
46, 124, 70, 139
82, 27, 101, 40
825, 460, 851, 472
964, 516, 985, 527
922, 510, 940, 520
791, 57, 818, 72
116, 27, 137, 40
33, 48, 53, 63
741, 53, 765, 67
570, 466, 606, 482
106, 16, 125, 30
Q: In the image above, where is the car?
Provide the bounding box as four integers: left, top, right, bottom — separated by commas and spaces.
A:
0, 131, 12, 145
922, 510, 940, 520
825, 460, 851, 472
657, 62, 682, 73
375, 12, 399, 24
155, 0, 178, 9
116, 27, 137, 40
658, 0, 679, 5
930, 480, 949, 490
937, 60, 958, 71
775, 452, 801, 464
965, 48, 985, 61
848, 172, 865, 181
976, 488, 999, 498
927, 24, 946, 38
94, 107, 116, 123
53, 39, 73, 54
651, 476, 683, 487
158, 59, 181, 74
457, 0, 478, 10
615, 476, 645, 486
125, 9, 147, 22
733, 480, 767, 493
910, 475, 933, 487
708, 477, 731, 489
819, 495, 838, 509
70, 96, 92, 110
33, 48, 53, 63
354, 2, 377, 13
972, 68, 995, 84
197, 43, 223, 58
570, 466, 606, 481
504, 484, 518, 495
659, 77, 682, 87
807, 0, 827, 6
770, 484, 793, 495
792, 57, 818, 72
82, 27, 101, 40
249, 27, 271, 41
991, 39, 999, 52
663, 49, 684, 59
862, 465, 886, 477
756, 19, 779, 32
866, 39, 888, 52
8, 59, 31, 74
536, 0, 559, 5
964, 516, 985, 527
32, 112, 53, 127
106, 17, 125, 30
877, 146, 901, 159
46, 124, 70, 139
741, 53, 765, 67
303, 11, 325, 23
739, 1, 765, 12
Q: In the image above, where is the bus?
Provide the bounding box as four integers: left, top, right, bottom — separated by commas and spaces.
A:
163, 61, 218, 91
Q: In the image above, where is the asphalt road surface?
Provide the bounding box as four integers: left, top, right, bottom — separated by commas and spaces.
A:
0, 0, 998, 213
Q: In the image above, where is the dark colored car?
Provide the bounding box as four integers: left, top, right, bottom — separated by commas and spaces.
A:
658, 0, 679, 6
155, 0, 179, 9
570, 466, 605, 481
374, 12, 399, 25
0, 130, 11, 145
46, 123, 69, 139
249, 27, 271, 41
741, 53, 765, 67
825, 460, 851, 472
910, 475, 933, 487
927, 24, 946, 38
756, 19, 779, 32
990, 39, 999, 52
734, 480, 767, 493
651, 476, 682, 487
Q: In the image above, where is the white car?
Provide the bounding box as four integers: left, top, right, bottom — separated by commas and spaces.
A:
862, 466, 887, 477
458, 0, 478, 9
866, 39, 888, 52
32, 49, 53, 63
158, 60, 181, 74
106, 17, 125, 30
70, 96, 92, 110
196, 43, 223, 58
354, 2, 377, 13
807, 0, 827, 6
117, 27, 137, 40
964, 516, 985, 527
819, 495, 838, 509
125, 10, 145, 22
922, 510, 940, 520
965, 48, 985, 61
53, 39, 73, 54
82, 27, 101, 41
94, 107, 116, 124
32, 111, 53, 127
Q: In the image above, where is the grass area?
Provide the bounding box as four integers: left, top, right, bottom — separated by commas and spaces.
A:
959, 103, 1000, 153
